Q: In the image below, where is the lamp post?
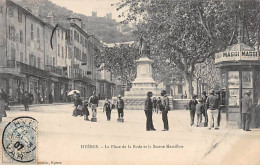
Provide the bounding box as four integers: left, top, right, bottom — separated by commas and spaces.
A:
197, 77, 202, 97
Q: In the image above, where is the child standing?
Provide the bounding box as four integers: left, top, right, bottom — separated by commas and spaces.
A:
83, 98, 90, 121
195, 99, 204, 127
103, 97, 112, 121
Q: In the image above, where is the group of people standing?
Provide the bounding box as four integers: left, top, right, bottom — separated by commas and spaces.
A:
188, 89, 221, 130
151, 97, 162, 114
72, 91, 99, 121
72, 91, 125, 122
144, 90, 169, 131
188, 89, 254, 131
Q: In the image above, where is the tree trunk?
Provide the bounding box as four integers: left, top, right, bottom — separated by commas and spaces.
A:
184, 73, 193, 99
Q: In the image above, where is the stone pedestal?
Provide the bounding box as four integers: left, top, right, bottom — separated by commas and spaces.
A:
125, 56, 160, 97
113, 55, 170, 110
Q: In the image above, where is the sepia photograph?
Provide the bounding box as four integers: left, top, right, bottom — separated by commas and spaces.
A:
0, 0, 260, 165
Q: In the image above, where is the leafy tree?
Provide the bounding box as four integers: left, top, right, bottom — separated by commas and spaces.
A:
194, 58, 220, 95
97, 43, 139, 89
116, 0, 260, 98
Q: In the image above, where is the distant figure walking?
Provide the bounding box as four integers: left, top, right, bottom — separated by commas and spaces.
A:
188, 95, 198, 126
116, 95, 124, 120
201, 91, 208, 126
22, 91, 31, 111
241, 91, 253, 131
152, 97, 157, 113
0, 88, 7, 121
206, 89, 220, 130
49, 92, 53, 104
28, 92, 34, 105
161, 90, 169, 131
89, 91, 99, 119
144, 91, 156, 131
103, 97, 112, 121
156, 97, 162, 114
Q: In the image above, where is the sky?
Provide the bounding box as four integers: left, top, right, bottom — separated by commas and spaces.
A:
50, 0, 123, 22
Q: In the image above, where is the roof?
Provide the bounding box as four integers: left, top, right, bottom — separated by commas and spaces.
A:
224, 43, 255, 52
70, 23, 89, 38
7, 0, 45, 25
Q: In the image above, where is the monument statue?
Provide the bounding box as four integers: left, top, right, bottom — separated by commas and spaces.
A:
139, 35, 150, 57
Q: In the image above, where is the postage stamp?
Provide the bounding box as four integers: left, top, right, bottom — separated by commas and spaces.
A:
2, 117, 38, 164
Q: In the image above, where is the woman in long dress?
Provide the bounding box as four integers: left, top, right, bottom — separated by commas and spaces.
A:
0, 89, 7, 118
73, 93, 83, 117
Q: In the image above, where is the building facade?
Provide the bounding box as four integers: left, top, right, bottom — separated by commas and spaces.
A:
0, 0, 105, 104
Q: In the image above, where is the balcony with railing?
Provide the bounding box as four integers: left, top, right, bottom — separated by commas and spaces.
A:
45, 65, 63, 76
7, 60, 16, 68
15, 61, 49, 78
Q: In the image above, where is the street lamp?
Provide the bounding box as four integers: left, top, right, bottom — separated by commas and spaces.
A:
197, 77, 202, 97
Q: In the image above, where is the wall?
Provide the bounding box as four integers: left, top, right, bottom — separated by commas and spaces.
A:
0, 0, 7, 67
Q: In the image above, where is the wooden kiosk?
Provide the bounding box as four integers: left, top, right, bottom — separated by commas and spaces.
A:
215, 43, 260, 128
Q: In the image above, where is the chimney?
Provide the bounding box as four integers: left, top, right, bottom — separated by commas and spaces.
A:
32, 2, 39, 17
46, 11, 57, 25
68, 15, 83, 28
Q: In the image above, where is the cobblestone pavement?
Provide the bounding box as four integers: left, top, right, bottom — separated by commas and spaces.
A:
1, 104, 260, 165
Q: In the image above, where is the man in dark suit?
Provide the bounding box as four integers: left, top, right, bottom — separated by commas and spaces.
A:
144, 91, 156, 131
161, 90, 169, 131
241, 91, 253, 131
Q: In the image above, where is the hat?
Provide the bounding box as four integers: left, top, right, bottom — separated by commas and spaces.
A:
202, 91, 207, 95
245, 91, 252, 96
193, 94, 197, 98
147, 91, 153, 95
117, 95, 121, 98
209, 89, 215, 94
161, 90, 167, 96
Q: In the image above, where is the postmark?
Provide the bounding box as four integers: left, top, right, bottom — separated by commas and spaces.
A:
2, 117, 37, 163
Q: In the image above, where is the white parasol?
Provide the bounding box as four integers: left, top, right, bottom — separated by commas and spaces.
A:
67, 90, 80, 96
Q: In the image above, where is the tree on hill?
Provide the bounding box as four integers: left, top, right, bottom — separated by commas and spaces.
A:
16, 0, 134, 43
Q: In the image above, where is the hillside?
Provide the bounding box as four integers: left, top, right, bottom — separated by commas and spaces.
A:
14, 0, 135, 43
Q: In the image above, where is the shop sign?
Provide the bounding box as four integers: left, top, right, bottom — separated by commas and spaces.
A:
215, 51, 259, 63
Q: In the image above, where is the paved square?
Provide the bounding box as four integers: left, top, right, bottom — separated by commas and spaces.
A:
1, 104, 260, 165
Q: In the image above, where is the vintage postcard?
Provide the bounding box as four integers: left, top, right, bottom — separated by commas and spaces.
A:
0, 0, 260, 165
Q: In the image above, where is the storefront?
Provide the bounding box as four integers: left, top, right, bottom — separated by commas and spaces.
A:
49, 77, 61, 103
74, 76, 96, 99
98, 79, 115, 99
59, 77, 70, 102
215, 43, 260, 128
0, 72, 25, 104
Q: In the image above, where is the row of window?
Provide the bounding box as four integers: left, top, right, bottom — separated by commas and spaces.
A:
57, 29, 65, 40
9, 7, 22, 22
9, 24, 41, 47
73, 30, 88, 48
74, 47, 88, 63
